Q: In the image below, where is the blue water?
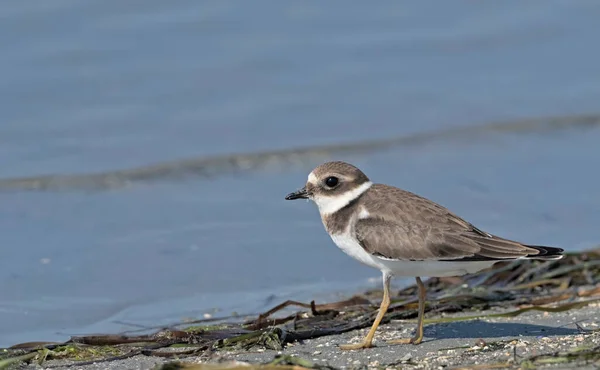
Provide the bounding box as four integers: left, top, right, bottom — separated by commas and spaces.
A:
1, 1, 600, 347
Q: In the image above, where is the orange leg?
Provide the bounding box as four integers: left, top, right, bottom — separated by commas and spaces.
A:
339, 273, 391, 350
388, 276, 426, 345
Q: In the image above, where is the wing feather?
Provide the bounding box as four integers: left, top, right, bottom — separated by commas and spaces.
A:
353, 184, 541, 261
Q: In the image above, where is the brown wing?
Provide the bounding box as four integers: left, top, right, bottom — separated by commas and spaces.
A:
354, 218, 539, 261
354, 184, 540, 261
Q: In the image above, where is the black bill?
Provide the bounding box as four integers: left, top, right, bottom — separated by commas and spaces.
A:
285, 186, 309, 200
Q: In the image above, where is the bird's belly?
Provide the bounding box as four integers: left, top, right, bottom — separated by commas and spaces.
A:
375, 258, 497, 277
329, 233, 497, 277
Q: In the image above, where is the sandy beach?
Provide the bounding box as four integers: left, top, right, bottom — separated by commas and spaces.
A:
4, 249, 599, 370
10, 300, 599, 370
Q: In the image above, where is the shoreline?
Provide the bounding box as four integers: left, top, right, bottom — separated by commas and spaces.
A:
2, 248, 599, 370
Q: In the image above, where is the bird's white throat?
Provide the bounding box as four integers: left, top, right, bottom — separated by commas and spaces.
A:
312, 181, 373, 215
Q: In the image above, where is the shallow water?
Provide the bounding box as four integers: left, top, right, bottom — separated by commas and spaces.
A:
1, 1, 600, 347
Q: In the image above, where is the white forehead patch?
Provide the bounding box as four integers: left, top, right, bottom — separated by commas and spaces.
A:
307, 172, 318, 184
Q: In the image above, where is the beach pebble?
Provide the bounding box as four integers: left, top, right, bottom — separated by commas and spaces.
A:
400, 353, 412, 362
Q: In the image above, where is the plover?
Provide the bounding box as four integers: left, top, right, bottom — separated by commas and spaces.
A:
285, 161, 563, 350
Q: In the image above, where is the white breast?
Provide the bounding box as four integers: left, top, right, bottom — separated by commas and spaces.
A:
330, 231, 384, 271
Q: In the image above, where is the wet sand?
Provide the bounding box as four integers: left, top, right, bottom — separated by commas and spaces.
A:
5, 249, 599, 370
20, 301, 599, 370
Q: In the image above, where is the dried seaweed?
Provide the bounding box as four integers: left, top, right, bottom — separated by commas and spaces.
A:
1, 247, 599, 369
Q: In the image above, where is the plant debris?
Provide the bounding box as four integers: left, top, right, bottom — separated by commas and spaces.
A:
1, 248, 599, 369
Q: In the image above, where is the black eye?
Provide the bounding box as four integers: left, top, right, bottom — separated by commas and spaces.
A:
324, 176, 339, 188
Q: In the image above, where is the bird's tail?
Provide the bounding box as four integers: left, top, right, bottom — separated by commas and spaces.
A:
524, 245, 565, 260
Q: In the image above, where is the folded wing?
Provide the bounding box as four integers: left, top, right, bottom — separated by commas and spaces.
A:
355, 217, 547, 261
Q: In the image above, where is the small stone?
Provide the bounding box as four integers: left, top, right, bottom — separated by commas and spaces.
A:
313, 351, 321, 355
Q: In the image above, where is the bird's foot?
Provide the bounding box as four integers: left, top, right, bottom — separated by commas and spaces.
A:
388, 335, 423, 345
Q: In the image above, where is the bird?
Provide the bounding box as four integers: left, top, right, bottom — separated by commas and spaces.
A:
284, 161, 563, 350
